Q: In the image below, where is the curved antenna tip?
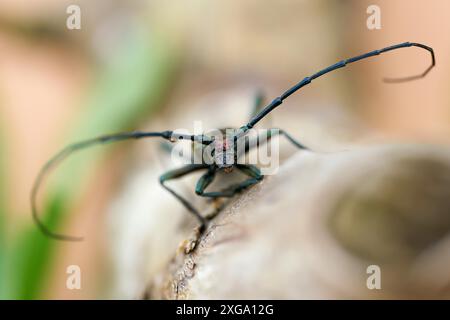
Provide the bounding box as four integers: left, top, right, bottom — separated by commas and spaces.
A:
383, 42, 435, 84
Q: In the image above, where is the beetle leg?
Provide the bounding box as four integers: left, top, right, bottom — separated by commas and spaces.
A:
196, 164, 263, 198
250, 90, 266, 118
159, 164, 208, 230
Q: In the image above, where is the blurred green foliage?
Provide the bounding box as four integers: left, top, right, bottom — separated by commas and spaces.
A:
0, 28, 179, 299
0, 128, 6, 299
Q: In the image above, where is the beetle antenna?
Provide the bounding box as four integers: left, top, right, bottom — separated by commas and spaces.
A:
31, 130, 210, 241
242, 42, 435, 131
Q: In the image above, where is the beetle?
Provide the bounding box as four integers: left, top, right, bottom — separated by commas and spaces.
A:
31, 42, 435, 241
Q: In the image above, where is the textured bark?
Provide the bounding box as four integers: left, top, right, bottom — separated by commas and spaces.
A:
143, 144, 450, 299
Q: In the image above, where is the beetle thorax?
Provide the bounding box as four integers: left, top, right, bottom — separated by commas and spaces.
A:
214, 138, 235, 171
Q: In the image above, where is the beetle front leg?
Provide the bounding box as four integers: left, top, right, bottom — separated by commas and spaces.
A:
196, 164, 263, 198
159, 164, 209, 231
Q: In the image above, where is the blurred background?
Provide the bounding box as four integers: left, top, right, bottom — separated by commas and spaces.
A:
0, 0, 449, 299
